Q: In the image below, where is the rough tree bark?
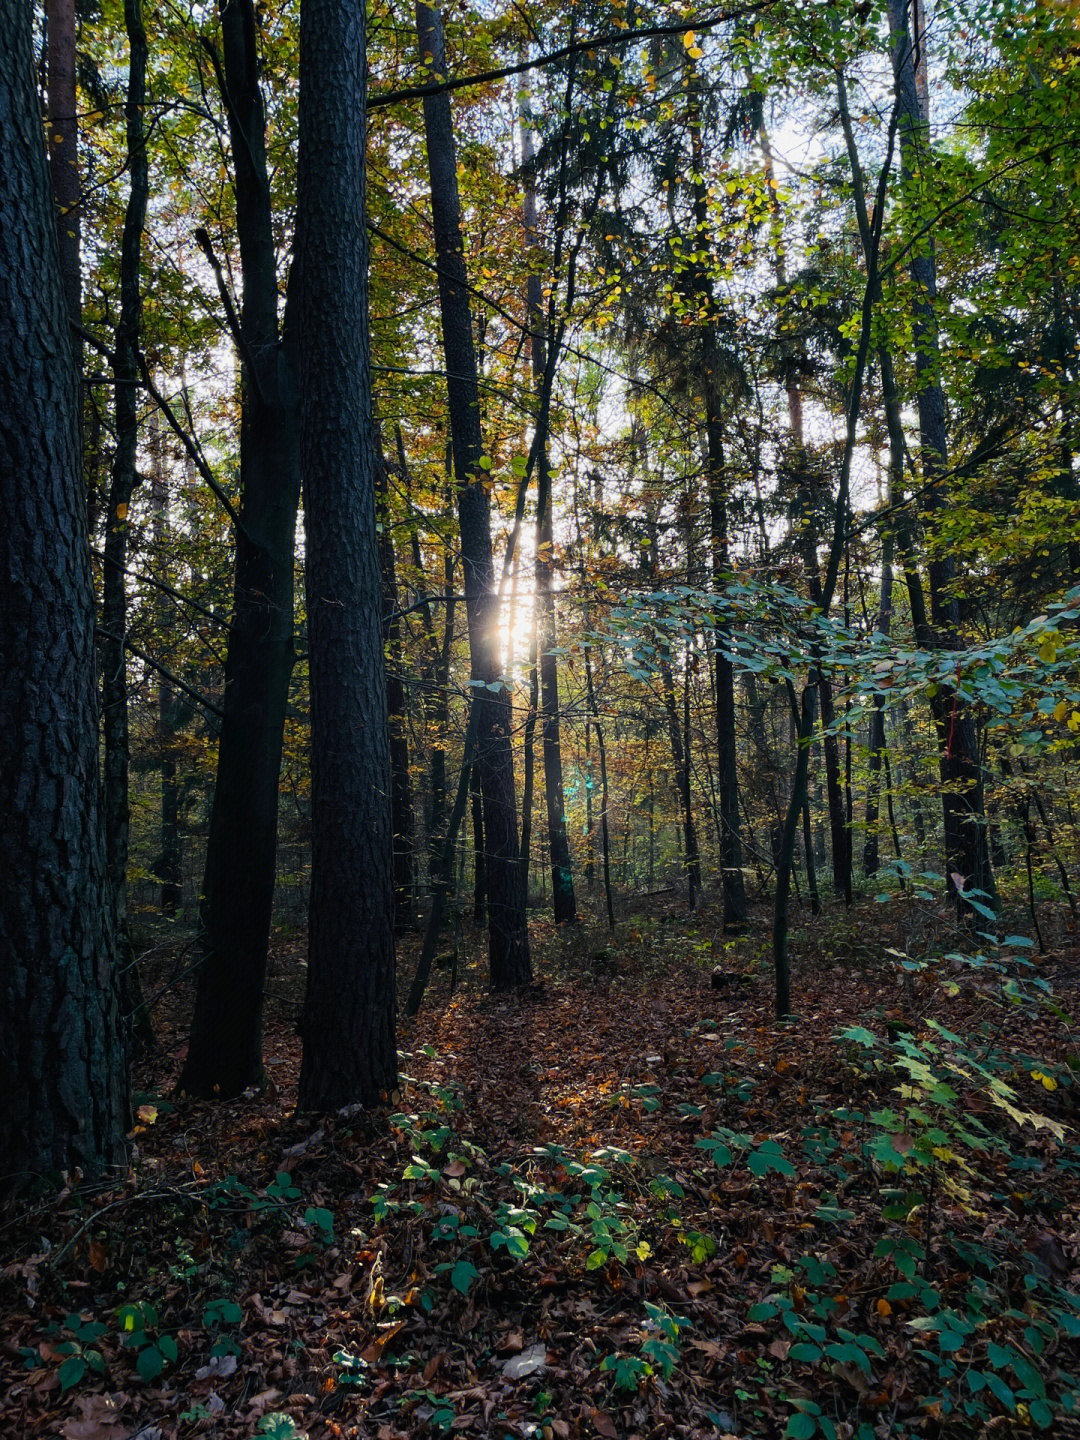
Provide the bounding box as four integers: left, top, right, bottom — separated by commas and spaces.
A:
1, 0, 127, 1195
416, 0, 530, 988
296, 0, 398, 1108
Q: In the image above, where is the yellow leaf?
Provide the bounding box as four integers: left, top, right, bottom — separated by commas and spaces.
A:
688, 45, 704, 58
876, 1298, 892, 1317
115, 503, 128, 520
1054, 699, 1069, 722
682, 30, 696, 47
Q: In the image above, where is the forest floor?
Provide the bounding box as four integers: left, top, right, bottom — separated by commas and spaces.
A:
4, 896, 1080, 1440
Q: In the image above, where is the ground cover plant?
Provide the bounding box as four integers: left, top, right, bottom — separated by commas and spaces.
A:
3, 898, 1080, 1438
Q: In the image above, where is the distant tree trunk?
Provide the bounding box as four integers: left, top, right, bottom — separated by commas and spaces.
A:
471, 767, 486, 925
296, 0, 397, 1109
100, 0, 152, 1055
687, 85, 746, 928
416, 0, 529, 988
659, 641, 701, 906
181, 0, 300, 1098
378, 444, 414, 930
46, 0, 80, 323
1, 0, 127, 1194
863, 523, 895, 877
584, 639, 616, 932
885, 0, 995, 911
150, 418, 183, 911
520, 92, 576, 924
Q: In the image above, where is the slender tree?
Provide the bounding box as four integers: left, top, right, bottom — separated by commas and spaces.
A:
1, 0, 127, 1195
100, 0, 151, 1051
886, 0, 996, 910
416, 0, 530, 988
180, 0, 301, 1097
297, 0, 397, 1108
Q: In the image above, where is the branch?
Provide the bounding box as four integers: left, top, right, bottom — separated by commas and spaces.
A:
96, 628, 225, 719
136, 354, 248, 538
368, 1, 775, 109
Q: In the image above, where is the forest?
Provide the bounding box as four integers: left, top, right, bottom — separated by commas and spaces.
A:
2, 0, 1080, 1434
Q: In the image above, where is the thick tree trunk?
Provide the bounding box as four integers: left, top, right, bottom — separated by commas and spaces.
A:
296, 0, 397, 1109
1, 0, 127, 1194
180, 0, 300, 1098
416, 0, 529, 988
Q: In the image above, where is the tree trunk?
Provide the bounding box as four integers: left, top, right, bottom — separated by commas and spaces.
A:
101, 0, 150, 1054
150, 422, 183, 911
296, 0, 397, 1110
45, 0, 80, 323
520, 93, 576, 924
659, 642, 701, 906
416, 0, 529, 988
687, 88, 746, 928
1, 0, 128, 1194
378, 444, 415, 930
885, 0, 996, 911
180, 0, 300, 1098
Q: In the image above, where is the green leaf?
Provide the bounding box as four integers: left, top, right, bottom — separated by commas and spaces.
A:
785, 1413, 818, 1439
748, 1140, 795, 1177
450, 1259, 478, 1295
58, 1355, 87, 1392
836, 1026, 877, 1048
747, 1301, 778, 1322
136, 1344, 164, 1382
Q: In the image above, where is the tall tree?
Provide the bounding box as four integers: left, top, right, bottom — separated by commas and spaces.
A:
886, 0, 996, 910
180, 0, 301, 1097
296, 0, 397, 1108
415, 0, 530, 988
520, 81, 576, 924
1, 0, 127, 1195
100, 0, 150, 1049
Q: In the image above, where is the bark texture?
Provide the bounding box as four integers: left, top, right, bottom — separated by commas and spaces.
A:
297, 0, 398, 1109
1, 0, 127, 1195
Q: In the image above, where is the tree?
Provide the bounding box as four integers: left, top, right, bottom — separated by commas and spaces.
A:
180, 0, 301, 1098
296, 0, 397, 1109
1, 0, 127, 1195
415, 0, 530, 989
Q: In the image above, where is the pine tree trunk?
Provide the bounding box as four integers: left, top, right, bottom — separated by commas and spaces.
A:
416, 0, 529, 988
296, 0, 397, 1109
180, 0, 300, 1098
1, 0, 127, 1194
